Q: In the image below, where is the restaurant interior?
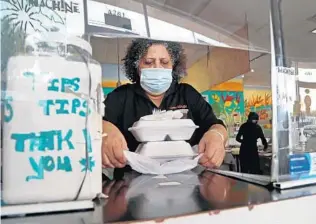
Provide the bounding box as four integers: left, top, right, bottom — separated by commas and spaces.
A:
2, 0, 316, 223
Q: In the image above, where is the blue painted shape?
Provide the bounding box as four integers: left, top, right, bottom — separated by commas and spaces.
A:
82, 128, 92, 153
103, 87, 115, 95
57, 156, 73, 172
26, 156, 74, 182
56, 129, 74, 150
4, 95, 13, 122
79, 157, 95, 172
79, 100, 88, 117
11, 132, 35, 152
38, 99, 55, 115
55, 99, 70, 114
26, 157, 45, 181
12, 129, 75, 152
72, 98, 81, 114
38, 130, 56, 151
29, 135, 41, 152
44, 156, 55, 171
48, 78, 59, 92
23, 71, 35, 90
61, 77, 80, 92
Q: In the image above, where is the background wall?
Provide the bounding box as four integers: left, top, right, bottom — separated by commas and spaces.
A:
99, 35, 271, 137
101, 63, 129, 95
201, 78, 245, 129
243, 86, 272, 136
244, 86, 272, 123
181, 26, 250, 92
102, 67, 272, 137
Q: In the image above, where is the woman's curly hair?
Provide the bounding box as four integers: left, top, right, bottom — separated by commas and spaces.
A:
122, 38, 187, 83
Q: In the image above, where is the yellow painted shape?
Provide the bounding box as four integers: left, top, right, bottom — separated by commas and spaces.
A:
181, 56, 209, 93
244, 88, 272, 107
102, 80, 131, 88
211, 81, 244, 91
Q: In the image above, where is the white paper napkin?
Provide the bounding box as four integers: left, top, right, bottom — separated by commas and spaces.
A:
124, 151, 202, 175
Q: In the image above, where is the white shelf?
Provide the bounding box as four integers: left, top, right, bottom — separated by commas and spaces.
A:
1, 200, 94, 217
274, 178, 316, 190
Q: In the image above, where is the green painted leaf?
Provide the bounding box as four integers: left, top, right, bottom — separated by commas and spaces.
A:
212, 102, 221, 117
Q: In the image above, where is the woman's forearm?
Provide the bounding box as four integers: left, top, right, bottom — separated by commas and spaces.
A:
209, 124, 228, 144
103, 121, 120, 135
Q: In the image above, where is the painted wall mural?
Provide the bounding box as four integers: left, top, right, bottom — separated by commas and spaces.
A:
101, 81, 273, 136
102, 86, 246, 132
103, 87, 114, 96
202, 90, 245, 126
100, 63, 273, 137
210, 78, 243, 92
244, 88, 272, 130
202, 78, 246, 131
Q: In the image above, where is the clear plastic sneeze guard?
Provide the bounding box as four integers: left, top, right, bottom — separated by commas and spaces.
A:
270, 0, 316, 189
1, 0, 103, 216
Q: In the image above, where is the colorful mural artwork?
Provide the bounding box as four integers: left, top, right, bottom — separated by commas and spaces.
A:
101, 68, 273, 135
202, 90, 245, 126
244, 88, 272, 130
103, 87, 115, 96
210, 78, 243, 92
102, 77, 247, 129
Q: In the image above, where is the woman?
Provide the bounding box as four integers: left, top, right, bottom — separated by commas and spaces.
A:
236, 112, 268, 174
102, 38, 227, 171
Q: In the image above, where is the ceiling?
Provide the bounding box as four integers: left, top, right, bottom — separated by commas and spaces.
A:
91, 36, 210, 81
91, 37, 209, 67
144, 0, 316, 86
92, 0, 316, 87
91, 36, 252, 85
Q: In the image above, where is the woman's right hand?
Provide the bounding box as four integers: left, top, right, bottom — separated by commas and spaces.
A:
102, 121, 128, 168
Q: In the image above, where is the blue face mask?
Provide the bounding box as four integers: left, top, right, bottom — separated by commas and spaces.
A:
140, 68, 173, 95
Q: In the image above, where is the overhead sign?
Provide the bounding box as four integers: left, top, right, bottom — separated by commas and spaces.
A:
86, 0, 233, 47
0, 0, 85, 36
298, 68, 316, 83
148, 16, 195, 43
87, 0, 148, 37
28, 0, 80, 13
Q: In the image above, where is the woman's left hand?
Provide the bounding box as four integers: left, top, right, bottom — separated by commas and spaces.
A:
198, 128, 226, 168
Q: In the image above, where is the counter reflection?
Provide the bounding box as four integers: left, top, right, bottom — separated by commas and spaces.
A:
102, 171, 271, 223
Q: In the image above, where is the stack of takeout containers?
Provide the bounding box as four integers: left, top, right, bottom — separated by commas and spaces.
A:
128, 112, 199, 162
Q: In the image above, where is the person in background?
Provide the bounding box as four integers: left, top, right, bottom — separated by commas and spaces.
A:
236, 112, 268, 174
102, 38, 228, 174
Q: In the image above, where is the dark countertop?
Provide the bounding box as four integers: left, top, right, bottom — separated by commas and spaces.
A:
102, 169, 272, 223
2, 169, 316, 224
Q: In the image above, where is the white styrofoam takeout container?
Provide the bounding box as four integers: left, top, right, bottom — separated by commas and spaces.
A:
128, 119, 199, 142
135, 141, 197, 162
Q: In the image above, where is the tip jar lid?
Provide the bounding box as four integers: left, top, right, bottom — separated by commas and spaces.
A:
25, 32, 92, 56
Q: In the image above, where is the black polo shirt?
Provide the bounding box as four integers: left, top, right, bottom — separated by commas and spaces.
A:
103, 82, 224, 152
